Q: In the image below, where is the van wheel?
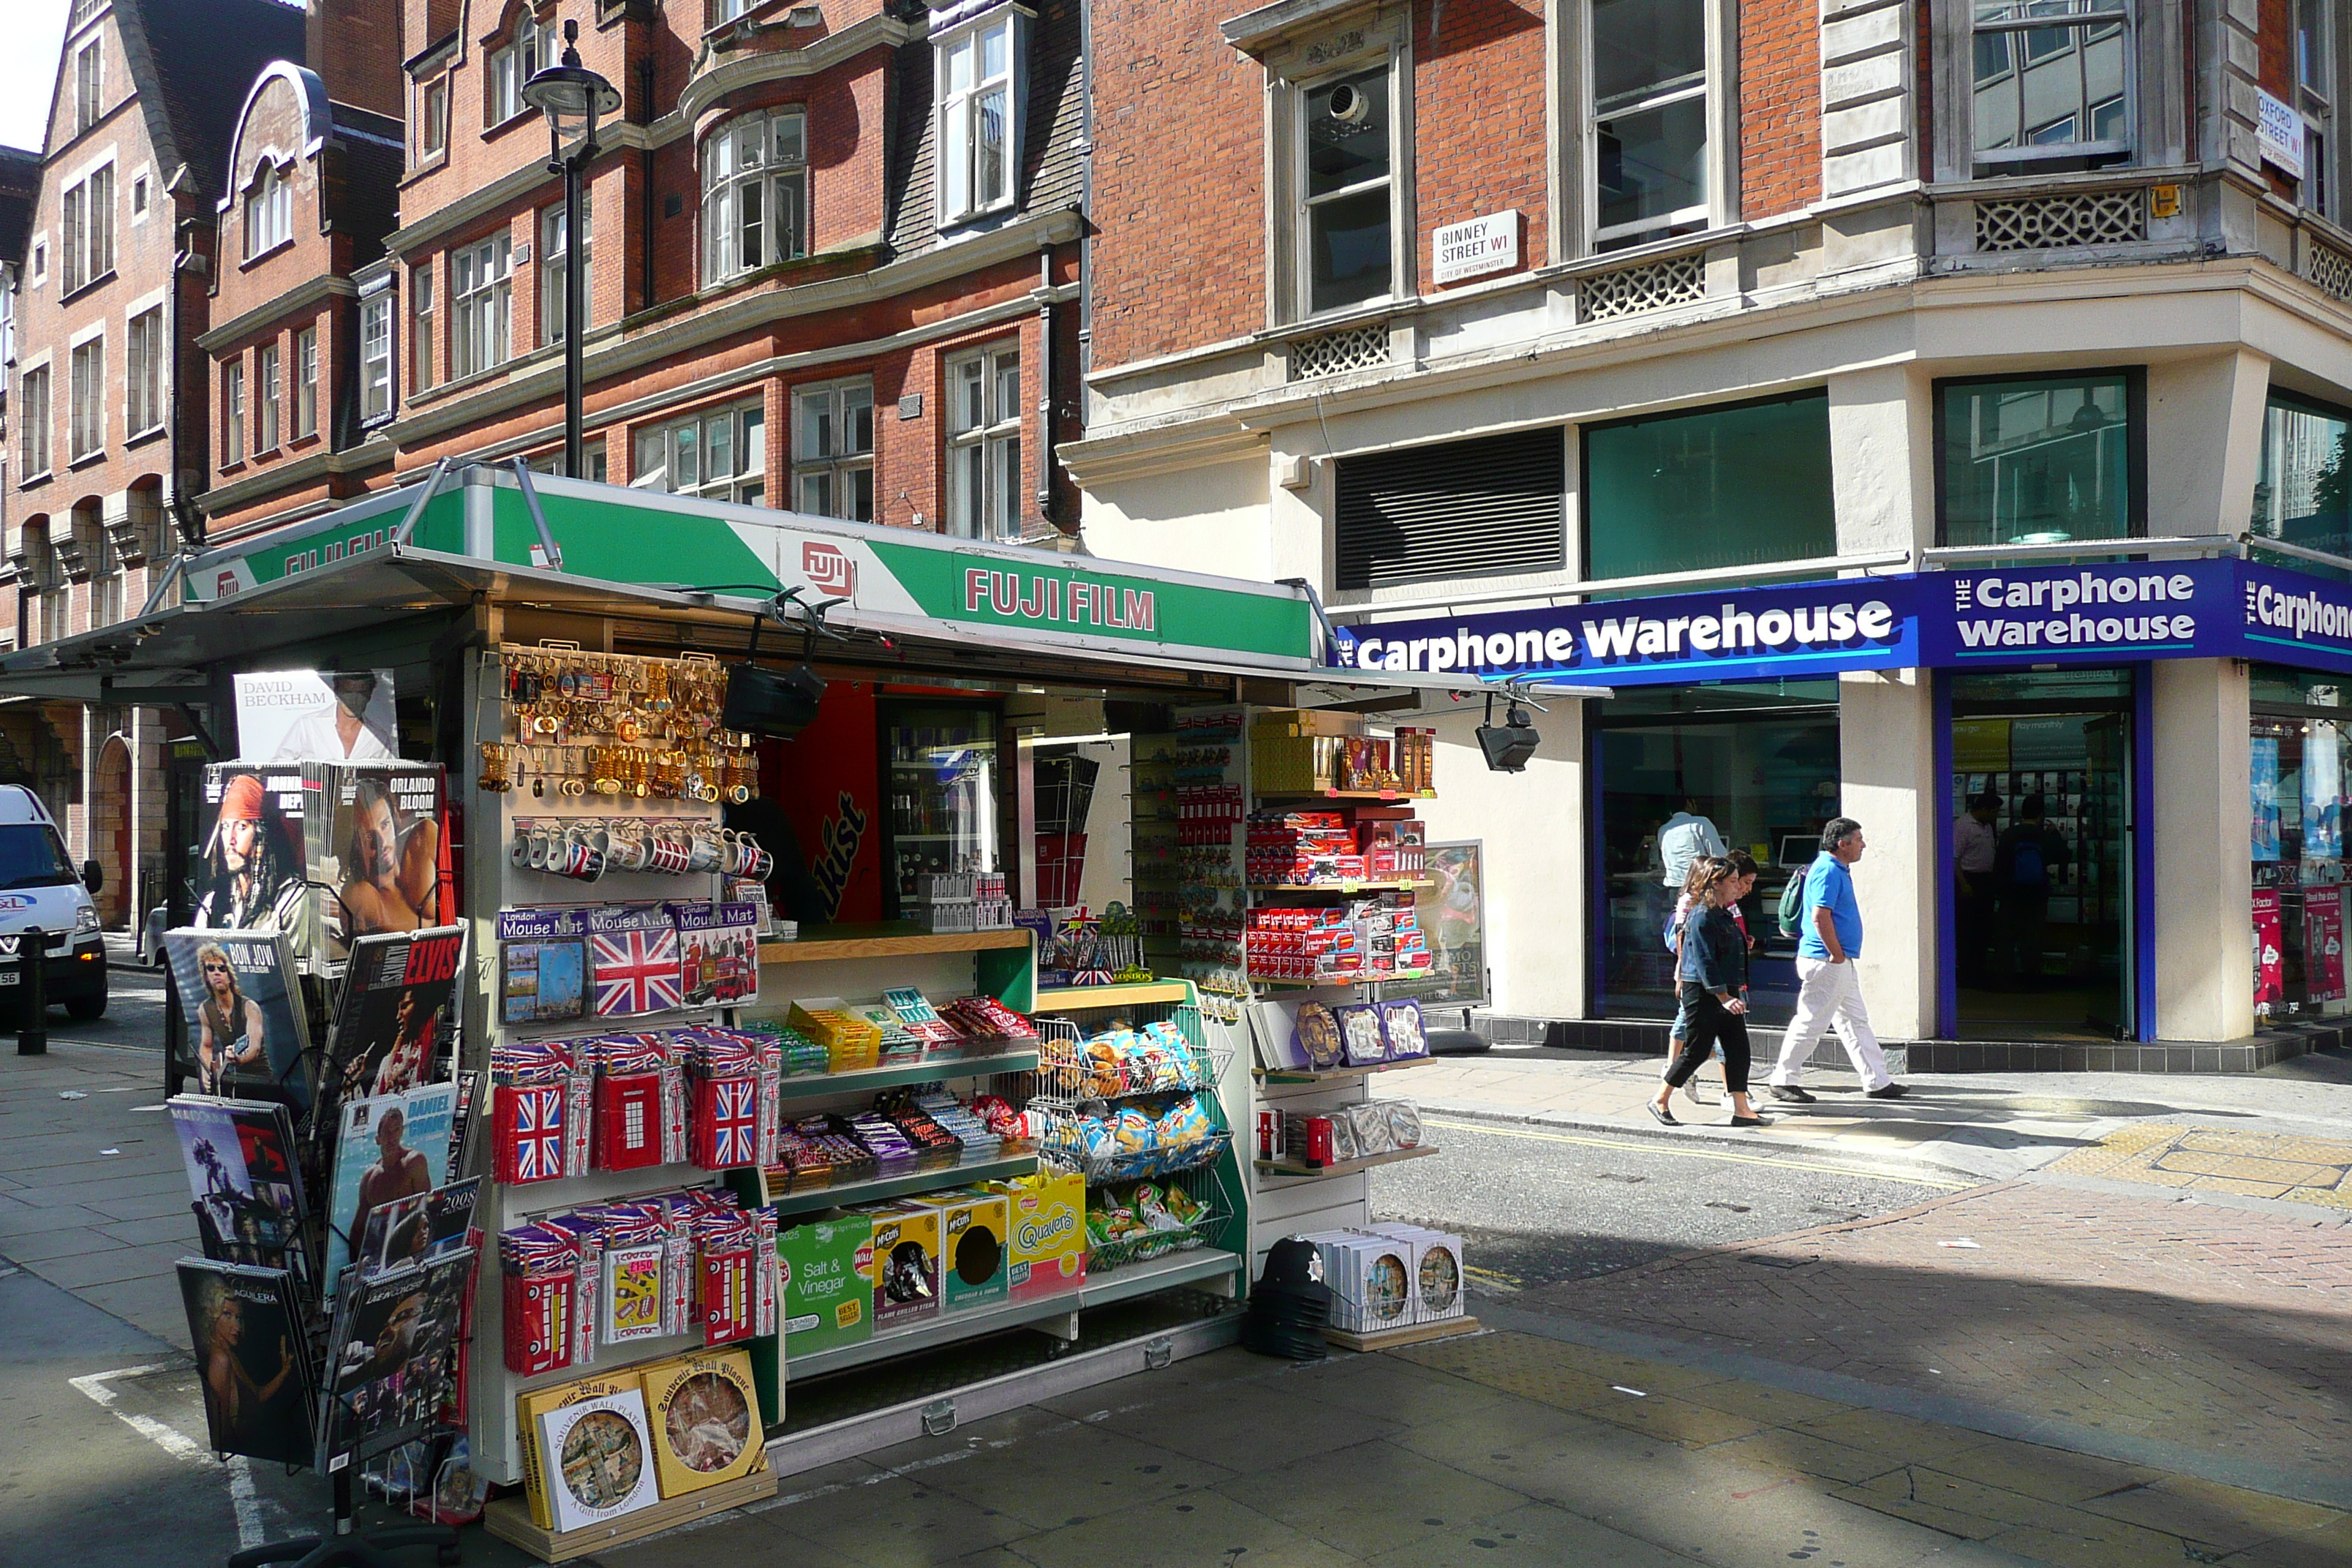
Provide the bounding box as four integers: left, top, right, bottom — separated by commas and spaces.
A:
66, 995, 105, 1022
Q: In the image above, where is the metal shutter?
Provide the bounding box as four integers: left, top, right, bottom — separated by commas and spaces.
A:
1334, 427, 1566, 590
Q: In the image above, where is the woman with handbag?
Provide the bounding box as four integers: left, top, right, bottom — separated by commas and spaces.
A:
1648, 859, 1768, 1128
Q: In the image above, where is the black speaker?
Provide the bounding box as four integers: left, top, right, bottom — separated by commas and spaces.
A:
722, 661, 826, 739
1477, 704, 1540, 773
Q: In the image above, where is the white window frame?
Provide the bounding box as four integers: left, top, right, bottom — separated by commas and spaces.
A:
28, 234, 46, 290
126, 305, 163, 437
451, 233, 512, 379
945, 342, 1022, 540
701, 108, 807, 285
222, 358, 246, 466
934, 8, 1029, 227
1965, 0, 2133, 173
792, 379, 875, 521
74, 36, 102, 133
295, 325, 318, 439
255, 341, 281, 453
631, 400, 766, 505
1293, 60, 1401, 312
2296, 0, 2337, 219
487, 15, 543, 127
411, 263, 437, 393
419, 75, 449, 161
244, 162, 293, 258
360, 293, 394, 420
1582, 0, 1719, 251
540, 193, 592, 344
68, 330, 105, 462
18, 361, 51, 478
1256, 16, 1419, 323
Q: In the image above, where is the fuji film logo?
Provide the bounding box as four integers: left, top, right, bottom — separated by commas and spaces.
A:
802, 542, 855, 597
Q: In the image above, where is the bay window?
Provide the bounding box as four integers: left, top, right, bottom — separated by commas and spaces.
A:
702, 109, 807, 284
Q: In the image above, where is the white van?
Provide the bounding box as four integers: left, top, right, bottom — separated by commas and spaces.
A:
0, 785, 108, 1019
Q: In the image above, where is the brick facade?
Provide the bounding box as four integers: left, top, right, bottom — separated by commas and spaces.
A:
1411, 0, 1550, 291
1740, 0, 1823, 218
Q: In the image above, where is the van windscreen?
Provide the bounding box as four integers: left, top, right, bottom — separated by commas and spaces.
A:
0, 825, 79, 890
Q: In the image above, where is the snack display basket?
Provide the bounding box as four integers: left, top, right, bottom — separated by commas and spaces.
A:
1030, 1005, 1230, 1105
1084, 1164, 1238, 1273
1037, 1113, 1233, 1183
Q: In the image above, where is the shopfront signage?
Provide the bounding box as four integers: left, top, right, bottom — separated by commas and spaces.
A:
1338, 558, 2352, 686
1432, 211, 1520, 287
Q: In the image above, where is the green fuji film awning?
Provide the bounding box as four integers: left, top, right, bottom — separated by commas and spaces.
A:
185, 466, 1322, 671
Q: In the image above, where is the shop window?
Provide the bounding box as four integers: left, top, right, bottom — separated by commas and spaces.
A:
1336, 427, 1566, 590
935, 10, 1026, 227
701, 108, 806, 284
126, 307, 162, 437
1937, 371, 2138, 548
361, 294, 394, 421
794, 380, 874, 521
68, 334, 104, 461
633, 401, 764, 505
946, 343, 1021, 539
244, 164, 292, 258
2250, 666, 2352, 1024
295, 326, 318, 439
18, 364, 49, 477
452, 235, 512, 379
1971, 0, 2130, 175
1590, 0, 1713, 250
2252, 391, 2351, 558
541, 193, 592, 344
1584, 393, 1833, 580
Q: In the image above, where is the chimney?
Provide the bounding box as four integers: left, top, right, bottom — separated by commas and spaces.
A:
307, 0, 404, 118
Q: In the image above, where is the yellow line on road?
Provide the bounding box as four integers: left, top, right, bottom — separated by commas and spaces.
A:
1422, 1117, 1977, 1190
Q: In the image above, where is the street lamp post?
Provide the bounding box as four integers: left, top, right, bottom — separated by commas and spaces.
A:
523, 20, 622, 480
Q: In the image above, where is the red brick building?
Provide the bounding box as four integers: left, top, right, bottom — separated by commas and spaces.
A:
200, 0, 1089, 551
1, 0, 307, 926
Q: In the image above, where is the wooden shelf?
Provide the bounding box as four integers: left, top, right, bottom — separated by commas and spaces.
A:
758, 924, 1030, 964
1253, 788, 1438, 802
1325, 1315, 1480, 1354
761, 1150, 1039, 1216
785, 1248, 1244, 1379
770, 1049, 1039, 1102
1254, 1144, 1439, 1180
1255, 1052, 1446, 1086
1248, 881, 1430, 894
1034, 980, 1192, 1009
483, 1465, 776, 1564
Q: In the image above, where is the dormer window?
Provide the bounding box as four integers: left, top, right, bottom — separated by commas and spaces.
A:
935, 8, 1028, 226
489, 12, 545, 126
244, 164, 293, 257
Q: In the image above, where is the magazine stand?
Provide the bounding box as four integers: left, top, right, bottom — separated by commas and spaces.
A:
226, 1471, 459, 1568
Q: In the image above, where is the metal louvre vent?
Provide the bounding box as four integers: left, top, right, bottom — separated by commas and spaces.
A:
1335, 429, 1566, 591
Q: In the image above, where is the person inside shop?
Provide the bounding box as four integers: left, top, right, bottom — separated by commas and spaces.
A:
334, 779, 442, 946
1765, 818, 1905, 1102
1952, 791, 2002, 987
1649, 858, 1768, 1128
1656, 794, 1728, 891
723, 795, 834, 923
193, 774, 306, 935
1994, 793, 2072, 989
270, 671, 397, 761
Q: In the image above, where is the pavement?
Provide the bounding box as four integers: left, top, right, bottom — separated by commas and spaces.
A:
8, 1003, 2352, 1565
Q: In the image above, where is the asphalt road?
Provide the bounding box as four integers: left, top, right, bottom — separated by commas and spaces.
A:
1370, 1112, 1980, 1292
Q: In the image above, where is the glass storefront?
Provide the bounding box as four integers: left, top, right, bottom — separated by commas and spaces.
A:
2250, 665, 2352, 1023
1948, 668, 2133, 1041
1592, 679, 1840, 1024
1582, 393, 1835, 581
2250, 391, 2352, 559
1937, 371, 2138, 547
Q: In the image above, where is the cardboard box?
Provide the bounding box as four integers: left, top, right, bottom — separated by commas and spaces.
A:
865, 1201, 942, 1327
987, 1169, 1087, 1300
924, 1189, 1011, 1311
778, 1215, 875, 1357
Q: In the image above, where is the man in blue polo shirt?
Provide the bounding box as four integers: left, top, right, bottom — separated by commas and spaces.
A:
1765, 816, 1904, 1101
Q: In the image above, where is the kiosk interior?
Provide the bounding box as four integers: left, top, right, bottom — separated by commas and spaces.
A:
7, 464, 1589, 1558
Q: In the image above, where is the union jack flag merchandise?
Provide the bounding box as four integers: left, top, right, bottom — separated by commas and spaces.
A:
592, 924, 683, 1017
694, 1077, 761, 1169
494, 1084, 567, 1184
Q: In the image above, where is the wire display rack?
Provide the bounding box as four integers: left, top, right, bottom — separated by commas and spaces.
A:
1083, 1161, 1242, 1273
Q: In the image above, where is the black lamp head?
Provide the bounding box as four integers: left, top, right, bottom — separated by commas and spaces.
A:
1477, 698, 1539, 774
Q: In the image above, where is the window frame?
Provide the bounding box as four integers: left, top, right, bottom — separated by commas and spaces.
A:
944, 340, 1022, 540
255, 341, 281, 454
59, 164, 112, 295
1582, 0, 1722, 252
410, 262, 437, 393
67, 332, 105, 463
74, 37, 102, 134
126, 306, 163, 438
1930, 366, 2147, 549
451, 233, 513, 380
222, 358, 246, 467
540, 192, 593, 344
243, 162, 293, 260
419, 75, 449, 162
486, 13, 543, 128
18, 363, 50, 479
2295, 0, 2337, 219
934, 8, 1030, 228
699, 108, 808, 286
791, 377, 875, 521
1579, 390, 1837, 581
360, 292, 395, 421
1261, 17, 1417, 325
295, 325, 319, 439
630, 399, 767, 506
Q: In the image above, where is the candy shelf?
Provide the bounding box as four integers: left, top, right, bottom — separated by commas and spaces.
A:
758, 1150, 1041, 1217
769, 1049, 1039, 1101
1252, 1143, 1439, 1180
784, 1246, 1245, 1379
1254, 788, 1438, 802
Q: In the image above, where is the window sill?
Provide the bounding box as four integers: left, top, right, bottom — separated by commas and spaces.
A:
124, 424, 165, 450
17, 470, 53, 490
59, 268, 119, 305
935, 200, 1021, 236
240, 238, 296, 271
67, 450, 108, 471
484, 106, 540, 140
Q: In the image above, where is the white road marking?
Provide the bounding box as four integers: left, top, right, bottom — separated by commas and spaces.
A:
69, 1364, 265, 1550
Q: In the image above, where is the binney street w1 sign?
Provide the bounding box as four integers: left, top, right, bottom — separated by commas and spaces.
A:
1333, 559, 2352, 685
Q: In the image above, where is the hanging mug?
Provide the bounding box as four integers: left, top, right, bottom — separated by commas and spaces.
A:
608, 822, 652, 873
738, 834, 774, 881
648, 830, 693, 876
527, 823, 557, 870
510, 824, 535, 870
685, 827, 723, 875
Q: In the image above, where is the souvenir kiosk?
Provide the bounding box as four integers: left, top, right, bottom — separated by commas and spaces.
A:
0, 464, 1587, 1559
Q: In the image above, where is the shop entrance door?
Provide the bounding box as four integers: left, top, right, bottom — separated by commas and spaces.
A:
1948, 670, 2134, 1041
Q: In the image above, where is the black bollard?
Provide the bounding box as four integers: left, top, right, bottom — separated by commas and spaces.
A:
17, 929, 45, 1055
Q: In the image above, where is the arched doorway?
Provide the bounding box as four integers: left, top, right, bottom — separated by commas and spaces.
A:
96, 732, 131, 926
